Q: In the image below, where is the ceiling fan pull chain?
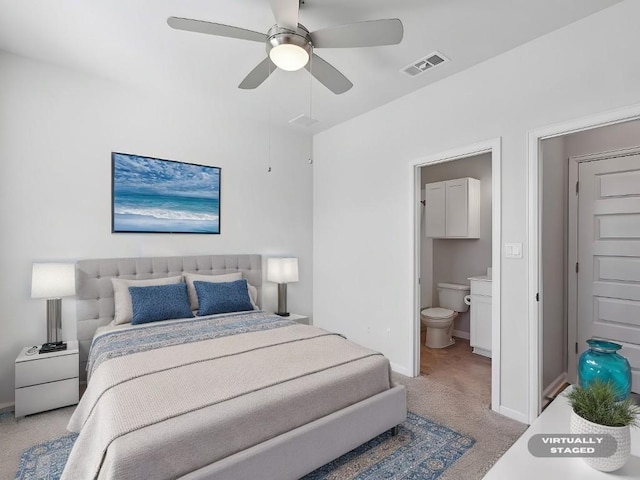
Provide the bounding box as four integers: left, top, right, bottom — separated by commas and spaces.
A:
267, 59, 273, 173
309, 52, 313, 120
308, 54, 314, 165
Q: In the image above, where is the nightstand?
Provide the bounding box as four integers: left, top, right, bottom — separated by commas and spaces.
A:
15, 340, 79, 417
286, 313, 310, 325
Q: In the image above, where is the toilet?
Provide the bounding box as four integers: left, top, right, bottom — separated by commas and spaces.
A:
421, 282, 471, 348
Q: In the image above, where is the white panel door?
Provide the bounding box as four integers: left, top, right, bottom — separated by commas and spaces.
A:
445, 178, 468, 237
578, 154, 640, 393
425, 182, 446, 237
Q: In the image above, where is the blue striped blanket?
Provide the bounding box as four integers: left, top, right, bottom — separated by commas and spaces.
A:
87, 310, 294, 379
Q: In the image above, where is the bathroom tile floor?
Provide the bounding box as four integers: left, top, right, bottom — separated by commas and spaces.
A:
420, 329, 492, 407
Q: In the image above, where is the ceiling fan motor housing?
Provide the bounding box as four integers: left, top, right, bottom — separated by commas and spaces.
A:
267, 24, 313, 70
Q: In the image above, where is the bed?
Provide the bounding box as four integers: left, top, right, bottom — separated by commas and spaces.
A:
65, 254, 406, 480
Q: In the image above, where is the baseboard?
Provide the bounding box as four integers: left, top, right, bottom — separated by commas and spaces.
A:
498, 405, 529, 424
453, 330, 470, 341
0, 401, 15, 411
390, 362, 412, 377
542, 373, 568, 401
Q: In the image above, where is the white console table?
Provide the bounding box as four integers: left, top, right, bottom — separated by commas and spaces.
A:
484, 389, 639, 479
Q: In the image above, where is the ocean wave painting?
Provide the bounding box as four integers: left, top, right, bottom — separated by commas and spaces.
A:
112, 153, 220, 234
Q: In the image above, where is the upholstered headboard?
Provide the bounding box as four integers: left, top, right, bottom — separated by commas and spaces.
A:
75, 254, 262, 380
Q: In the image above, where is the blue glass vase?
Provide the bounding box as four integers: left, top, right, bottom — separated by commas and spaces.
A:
578, 339, 631, 401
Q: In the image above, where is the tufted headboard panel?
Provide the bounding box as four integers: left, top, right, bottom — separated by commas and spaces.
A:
75, 254, 262, 380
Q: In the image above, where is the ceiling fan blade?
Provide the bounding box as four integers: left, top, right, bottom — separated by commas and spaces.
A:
269, 0, 299, 31
167, 17, 267, 43
310, 19, 403, 48
239, 57, 277, 89
305, 54, 352, 95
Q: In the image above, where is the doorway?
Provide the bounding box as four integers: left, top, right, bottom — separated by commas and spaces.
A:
413, 138, 501, 414
419, 153, 493, 403
529, 107, 640, 423
570, 148, 640, 394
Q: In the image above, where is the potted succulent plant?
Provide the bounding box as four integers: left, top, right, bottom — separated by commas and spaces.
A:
568, 379, 639, 471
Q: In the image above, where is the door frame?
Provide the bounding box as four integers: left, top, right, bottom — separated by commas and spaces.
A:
412, 137, 501, 414
527, 103, 640, 423
567, 146, 640, 384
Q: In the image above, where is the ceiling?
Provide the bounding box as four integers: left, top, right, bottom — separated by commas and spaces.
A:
0, 0, 622, 133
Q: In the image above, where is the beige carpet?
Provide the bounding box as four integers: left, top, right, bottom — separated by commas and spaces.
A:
393, 373, 527, 479
0, 405, 75, 479
0, 374, 526, 480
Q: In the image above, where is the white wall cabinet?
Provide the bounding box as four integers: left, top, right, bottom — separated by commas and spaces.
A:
469, 277, 492, 358
424, 177, 480, 238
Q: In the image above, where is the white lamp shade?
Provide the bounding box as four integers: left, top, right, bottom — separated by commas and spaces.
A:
31, 263, 76, 298
267, 258, 299, 284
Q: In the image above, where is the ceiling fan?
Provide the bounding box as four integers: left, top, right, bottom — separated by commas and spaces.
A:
167, 0, 403, 94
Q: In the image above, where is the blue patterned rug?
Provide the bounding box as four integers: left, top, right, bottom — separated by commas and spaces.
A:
303, 412, 475, 479
15, 433, 78, 480
15, 412, 474, 480
0, 409, 14, 420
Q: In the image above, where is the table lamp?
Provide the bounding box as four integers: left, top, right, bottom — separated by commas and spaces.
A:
31, 263, 76, 343
267, 257, 298, 317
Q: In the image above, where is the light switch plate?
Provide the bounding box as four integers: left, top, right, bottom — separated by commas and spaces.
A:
505, 243, 523, 259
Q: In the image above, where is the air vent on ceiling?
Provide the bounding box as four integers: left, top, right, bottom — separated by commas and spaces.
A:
401, 51, 449, 77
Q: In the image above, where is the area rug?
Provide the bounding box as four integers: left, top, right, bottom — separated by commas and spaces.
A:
14, 433, 78, 480
15, 412, 474, 480
0, 409, 15, 420
303, 412, 475, 479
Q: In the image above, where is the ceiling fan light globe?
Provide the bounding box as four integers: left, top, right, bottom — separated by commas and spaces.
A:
269, 44, 309, 71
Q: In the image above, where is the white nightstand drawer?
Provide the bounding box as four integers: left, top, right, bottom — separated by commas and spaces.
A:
15, 377, 78, 417
15, 353, 78, 388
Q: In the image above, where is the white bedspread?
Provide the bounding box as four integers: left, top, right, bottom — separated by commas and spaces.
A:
62, 316, 391, 480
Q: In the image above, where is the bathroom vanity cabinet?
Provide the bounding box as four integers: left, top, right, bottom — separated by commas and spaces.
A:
468, 276, 492, 358
424, 177, 480, 238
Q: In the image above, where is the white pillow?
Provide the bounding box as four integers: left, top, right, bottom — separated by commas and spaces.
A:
183, 272, 242, 311
111, 276, 183, 325
247, 284, 259, 310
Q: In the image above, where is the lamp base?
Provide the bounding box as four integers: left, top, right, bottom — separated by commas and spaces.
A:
46, 298, 62, 343
277, 283, 289, 318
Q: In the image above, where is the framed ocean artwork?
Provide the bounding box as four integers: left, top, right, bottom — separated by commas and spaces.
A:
111, 152, 221, 234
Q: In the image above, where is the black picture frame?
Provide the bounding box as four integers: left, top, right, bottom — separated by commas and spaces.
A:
111, 152, 221, 234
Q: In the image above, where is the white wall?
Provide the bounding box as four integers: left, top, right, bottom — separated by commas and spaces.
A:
0, 52, 313, 406
420, 153, 492, 336
313, 0, 640, 419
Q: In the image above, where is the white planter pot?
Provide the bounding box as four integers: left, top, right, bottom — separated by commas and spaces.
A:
570, 410, 631, 472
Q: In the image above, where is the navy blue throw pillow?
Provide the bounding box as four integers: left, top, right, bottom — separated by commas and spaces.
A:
194, 279, 254, 316
129, 283, 194, 325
